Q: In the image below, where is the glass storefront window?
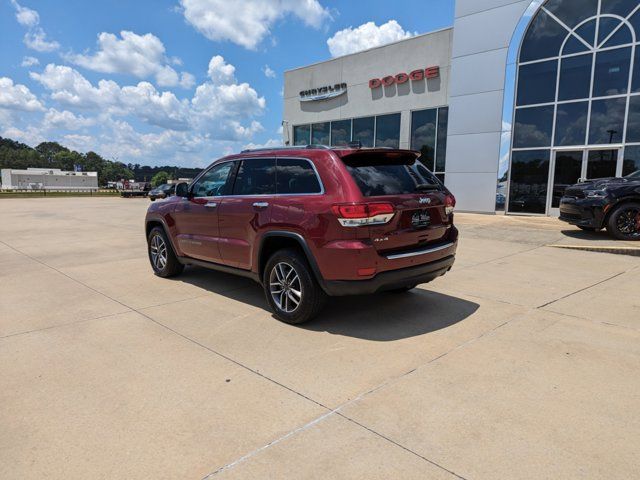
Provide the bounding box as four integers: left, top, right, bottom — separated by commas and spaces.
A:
601, 0, 638, 17
330, 120, 351, 146
511, 0, 640, 215
517, 60, 558, 106
623, 145, 640, 176
311, 122, 330, 145
589, 97, 626, 144
293, 125, 310, 146
352, 117, 375, 148
544, 0, 597, 29
375, 113, 401, 148
410, 109, 437, 169
558, 54, 593, 101
436, 107, 449, 173
592, 47, 631, 97
519, 9, 568, 62
508, 150, 550, 214
513, 106, 554, 148
554, 102, 588, 146
626, 95, 640, 143
587, 149, 618, 179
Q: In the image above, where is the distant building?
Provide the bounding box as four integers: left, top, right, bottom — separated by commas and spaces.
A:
0, 168, 98, 190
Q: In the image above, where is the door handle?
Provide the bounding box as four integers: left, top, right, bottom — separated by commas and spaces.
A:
253, 202, 269, 209
205, 202, 218, 208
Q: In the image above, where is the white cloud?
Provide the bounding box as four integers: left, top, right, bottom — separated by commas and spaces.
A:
24, 28, 60, 52
1, 125, 44, 146
242, 138, 281, 150
21, 56, 40, 67
31, 57, 265, 138
207, 55, 235, 84
180, 72, 196, 89
43, 109, 95, 130
11, 1, 60, 52
179, 0, 331, 49
263, 65, 276, 78
0, 77, 44, 112
10, 0, 39, 27
327, 20, 416, 57
67, 31, 193, 88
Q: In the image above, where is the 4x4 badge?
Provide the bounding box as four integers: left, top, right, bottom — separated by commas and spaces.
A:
419, 197, 431, 205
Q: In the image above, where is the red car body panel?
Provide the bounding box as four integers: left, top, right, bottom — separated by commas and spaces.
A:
145, 147, 458, 294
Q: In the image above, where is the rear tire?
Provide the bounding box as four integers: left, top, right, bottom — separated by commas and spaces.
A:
606, 202, 640, 241
263, 248, 326, 324
147, 226, 184, 277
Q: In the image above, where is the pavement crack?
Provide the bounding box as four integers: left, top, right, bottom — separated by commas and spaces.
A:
537, 270, 629, 309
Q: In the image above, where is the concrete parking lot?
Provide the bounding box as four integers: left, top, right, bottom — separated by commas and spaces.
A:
1, 197, 639, 479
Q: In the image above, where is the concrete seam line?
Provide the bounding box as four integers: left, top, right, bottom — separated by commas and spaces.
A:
0, 310, 131, 340
537, 270, 629, 309
335, 413, 468, 480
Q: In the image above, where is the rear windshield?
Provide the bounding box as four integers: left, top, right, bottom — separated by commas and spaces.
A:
342, 153, 442, 197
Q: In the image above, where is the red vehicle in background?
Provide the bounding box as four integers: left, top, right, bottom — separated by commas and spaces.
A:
145, 146, 458, 324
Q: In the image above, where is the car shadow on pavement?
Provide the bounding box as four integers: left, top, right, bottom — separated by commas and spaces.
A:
176, 267, 479, 342
560, 229, 611, 241
306, 290, 479, 341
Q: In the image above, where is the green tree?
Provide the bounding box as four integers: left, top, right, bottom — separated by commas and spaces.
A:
151, 171, 170, 187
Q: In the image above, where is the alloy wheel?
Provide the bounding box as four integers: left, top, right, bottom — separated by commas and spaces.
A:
269, 262, 302, 313
616, 207, 640, 238
150, 234, 168, 270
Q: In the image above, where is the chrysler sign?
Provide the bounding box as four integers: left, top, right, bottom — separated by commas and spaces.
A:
369, 66, 440, 89
299, 83, 347, 102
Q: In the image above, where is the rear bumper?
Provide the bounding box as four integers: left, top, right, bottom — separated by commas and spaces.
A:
322, 254, 455, 296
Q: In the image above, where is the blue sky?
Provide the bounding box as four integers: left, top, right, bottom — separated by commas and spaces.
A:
0, 0, 454, 167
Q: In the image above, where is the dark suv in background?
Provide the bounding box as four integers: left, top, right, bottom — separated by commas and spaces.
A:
560, 170, 640, 240
145, 146, 458, 324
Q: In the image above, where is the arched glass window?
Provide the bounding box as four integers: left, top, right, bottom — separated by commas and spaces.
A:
509, 0, 640, 214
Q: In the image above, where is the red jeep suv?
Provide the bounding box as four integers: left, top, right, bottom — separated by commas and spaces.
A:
145, 146, 458, 324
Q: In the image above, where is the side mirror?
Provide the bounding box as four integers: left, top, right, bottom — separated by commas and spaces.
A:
175, 182, 190, 198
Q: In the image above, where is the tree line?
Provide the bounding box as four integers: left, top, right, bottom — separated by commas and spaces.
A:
0, 136, 202, 185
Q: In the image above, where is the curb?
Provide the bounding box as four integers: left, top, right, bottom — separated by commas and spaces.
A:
548, 244, 640, 257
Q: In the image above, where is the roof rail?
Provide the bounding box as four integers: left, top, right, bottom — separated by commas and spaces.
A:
240, 144, 332, 153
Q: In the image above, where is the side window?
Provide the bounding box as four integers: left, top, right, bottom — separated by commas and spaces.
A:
192, 162, 235, 198
276, 158, 322, 194
232, 158, 276, 195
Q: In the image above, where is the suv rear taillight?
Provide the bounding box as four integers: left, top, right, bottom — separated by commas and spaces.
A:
332, 202, 395, 227
445, 194, 456, 215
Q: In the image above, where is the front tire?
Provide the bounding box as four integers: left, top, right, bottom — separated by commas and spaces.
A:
147, 226, 184, 277
606, 202, 640, 241
263, 249, 326, 324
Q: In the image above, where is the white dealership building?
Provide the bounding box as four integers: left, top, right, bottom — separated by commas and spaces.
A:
283, 0, 640, 215
1, 168, 98, 190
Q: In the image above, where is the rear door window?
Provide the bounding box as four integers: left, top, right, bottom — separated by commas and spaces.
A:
232, 158, 276, 195
342, 153, 441, 197
276, 158, 322, 194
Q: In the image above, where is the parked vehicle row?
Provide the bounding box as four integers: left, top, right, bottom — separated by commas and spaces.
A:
145, 146, 458, 324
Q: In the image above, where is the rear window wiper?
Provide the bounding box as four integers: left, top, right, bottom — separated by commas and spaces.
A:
415, 183, 440, 192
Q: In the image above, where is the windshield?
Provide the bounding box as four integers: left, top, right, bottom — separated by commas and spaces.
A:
626, 170, 640, 179
342, 153, 441, 197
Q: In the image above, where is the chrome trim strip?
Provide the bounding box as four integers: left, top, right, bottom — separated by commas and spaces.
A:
385, 242, 454, 260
